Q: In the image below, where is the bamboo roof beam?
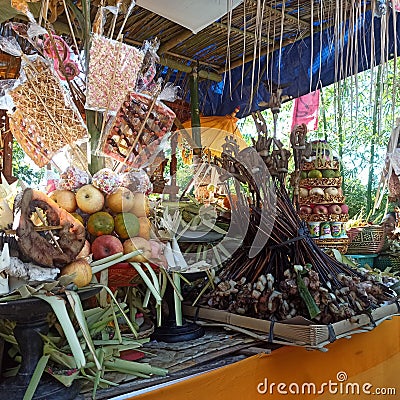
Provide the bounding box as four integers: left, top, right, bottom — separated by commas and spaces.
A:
219, 28, 310, 73
158, 29, 194, 54
212, 22, 271, 45
124, 37, 221, 73
250, 0, 310, 30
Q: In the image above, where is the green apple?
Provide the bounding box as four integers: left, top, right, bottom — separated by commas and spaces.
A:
308, 169, 323, 179
322, 169, 336, 178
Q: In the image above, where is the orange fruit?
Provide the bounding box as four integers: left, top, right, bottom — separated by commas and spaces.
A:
87, 211, 114, 236
223, 194, 238, 209
114, 212, 140, 239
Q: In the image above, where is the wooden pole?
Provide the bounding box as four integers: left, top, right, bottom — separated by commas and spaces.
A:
81, 0, 105, 174
190, 66, 201, 160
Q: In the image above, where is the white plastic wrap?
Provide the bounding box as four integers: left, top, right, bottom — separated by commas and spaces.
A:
85, 35, 144, 113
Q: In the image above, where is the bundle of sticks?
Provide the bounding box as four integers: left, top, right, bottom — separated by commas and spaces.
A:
202, 147, 397, 324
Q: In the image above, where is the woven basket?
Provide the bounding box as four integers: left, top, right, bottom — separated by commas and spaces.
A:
346, 225, 385, 255
302, 160, 340, 170
373, 255, 400, 272
300, 177, 342, 187
96, 263, 159, 292
313, 237, 350, 254
300, 213, 349, 222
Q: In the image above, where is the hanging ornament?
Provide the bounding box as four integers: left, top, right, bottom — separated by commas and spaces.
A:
391, 0, 400, 12
375, 0, 388, 17
42, 34, 80, 81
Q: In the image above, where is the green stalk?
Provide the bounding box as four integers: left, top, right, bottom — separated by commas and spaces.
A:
366, 65, 382, 214
91, 250, 143, 273
296, 274, 321, 319
129, 263, 162, 303
143, 288, 151, 308
66, 290, 101, 370
23, 355, 50, 400
92, 348, 105, 400
103, 359, 167, 376
111, 304, 122, 344
96, 285, 138, 336
91, 252, 123, 267
173, 272, 182, 326
34, 294, 86, 368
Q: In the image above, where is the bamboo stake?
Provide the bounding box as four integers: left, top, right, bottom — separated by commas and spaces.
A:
34, 207, 63, 253
114, 89, 160, 173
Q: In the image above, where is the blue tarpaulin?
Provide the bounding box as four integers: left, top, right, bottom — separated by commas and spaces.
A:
195, 9, 400, 118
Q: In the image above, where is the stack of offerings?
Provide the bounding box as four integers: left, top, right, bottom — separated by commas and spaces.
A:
297, 145, 350, 253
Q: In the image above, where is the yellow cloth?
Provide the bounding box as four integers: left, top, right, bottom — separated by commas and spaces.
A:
181, 114, 247, 159
130, 317, 400, 399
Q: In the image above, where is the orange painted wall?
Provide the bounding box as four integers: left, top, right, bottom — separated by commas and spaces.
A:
130, 317, 400, 400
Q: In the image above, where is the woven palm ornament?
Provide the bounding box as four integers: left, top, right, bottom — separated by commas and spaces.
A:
8, 58, 87, 167
102, 91, 175, 167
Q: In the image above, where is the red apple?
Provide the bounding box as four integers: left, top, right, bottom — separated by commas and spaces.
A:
91, 235, 123, 261
76, 184, 105, 214
328, 204, 342, 215
341, 204, 349, 214
313, 205, 328, 215
300, 206, 313, 214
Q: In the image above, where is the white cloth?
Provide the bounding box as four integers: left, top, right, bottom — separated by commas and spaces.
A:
137, 0, 243, 33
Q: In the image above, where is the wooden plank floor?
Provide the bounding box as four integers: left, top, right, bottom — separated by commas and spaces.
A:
76, 328, 276, 399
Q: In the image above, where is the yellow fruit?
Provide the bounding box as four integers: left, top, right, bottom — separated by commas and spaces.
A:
61, 259, 92, 287
50, 189, 77, 213
123, 237, 152, 262
106, 187, 135, 213
87, 211, 114, 236
114, 213, 140, 239
130, 193, 150, 218
138, 217, 151, 240
307, 169, 323, 179
75, 184, 105, 214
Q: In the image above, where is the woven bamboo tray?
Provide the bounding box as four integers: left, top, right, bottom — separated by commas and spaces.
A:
346, 225, 385, 255
300, 177, 342, 187
374, 255, 400, 272
299, 194, 345, 205
302, 160, 340, 170
313, 237, 350, 254
300, 213, 349, 222
183, 302, 400, 348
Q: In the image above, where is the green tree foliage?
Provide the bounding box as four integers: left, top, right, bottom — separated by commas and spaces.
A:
12, 140, 44, 186
239, 60, 399, 220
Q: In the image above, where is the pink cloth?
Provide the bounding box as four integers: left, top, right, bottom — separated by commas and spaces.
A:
291, 90, 320, 131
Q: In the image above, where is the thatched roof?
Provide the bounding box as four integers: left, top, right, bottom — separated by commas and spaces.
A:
0, 0, 397, 116
94, 0, 353, 81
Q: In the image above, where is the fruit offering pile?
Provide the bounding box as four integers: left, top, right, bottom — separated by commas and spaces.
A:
297, 158, 349, 247
50, 168, 166, 282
